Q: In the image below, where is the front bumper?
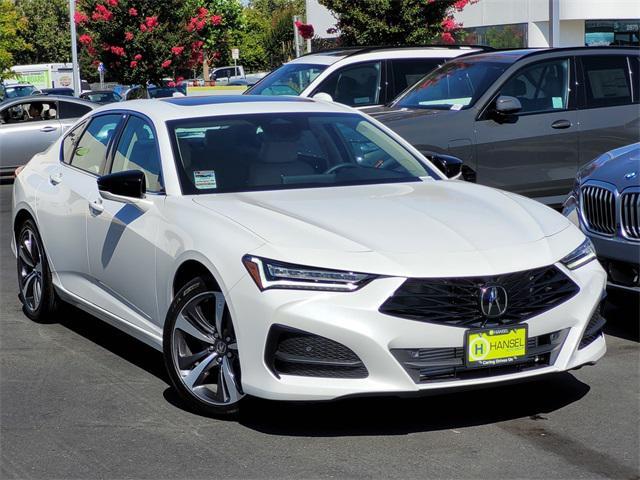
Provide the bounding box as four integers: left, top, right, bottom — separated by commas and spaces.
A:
228, 260, 607, 401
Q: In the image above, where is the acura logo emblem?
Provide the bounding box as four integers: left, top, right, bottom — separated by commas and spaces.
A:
479, 285, 508, 318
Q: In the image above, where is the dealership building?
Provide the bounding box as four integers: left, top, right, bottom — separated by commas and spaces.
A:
306, 0, 640, 48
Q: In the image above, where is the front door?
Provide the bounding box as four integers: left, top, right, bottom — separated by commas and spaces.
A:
0, 100, 61, 170
86, 114, 164, 327
475, 57, 579, 203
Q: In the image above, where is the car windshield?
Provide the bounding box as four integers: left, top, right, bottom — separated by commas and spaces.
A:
168, 112, 435, 195
4, 85, 38, 98
245, 63, 328, 96
393, 59, 509, 110
84, 91, 121, 103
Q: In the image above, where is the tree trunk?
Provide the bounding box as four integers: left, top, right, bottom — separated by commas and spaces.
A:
202, 52, 210, 84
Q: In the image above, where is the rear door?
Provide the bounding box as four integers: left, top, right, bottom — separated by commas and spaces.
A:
0, 100, 61, 170
576, 53, 640, 166
474, 56, 579, 202
311, 60, 386, 110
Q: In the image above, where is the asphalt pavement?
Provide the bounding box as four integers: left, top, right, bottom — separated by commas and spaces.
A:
0, 183, 638, 479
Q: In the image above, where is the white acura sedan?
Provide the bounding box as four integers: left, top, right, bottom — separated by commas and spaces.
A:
12, 96, 607, 415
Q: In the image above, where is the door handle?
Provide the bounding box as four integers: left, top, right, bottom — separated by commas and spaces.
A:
551, 119, 572, 129
49, 173, 62, 185
40, 126, 57, 133
89, 198, 104, 215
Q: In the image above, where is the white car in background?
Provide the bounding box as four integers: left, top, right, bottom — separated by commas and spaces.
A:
245, 46, 489, 110
12, 96, 606, 416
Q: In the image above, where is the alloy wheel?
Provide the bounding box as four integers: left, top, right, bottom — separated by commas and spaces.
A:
170, 291, 244, 407
17, 227, 44, 312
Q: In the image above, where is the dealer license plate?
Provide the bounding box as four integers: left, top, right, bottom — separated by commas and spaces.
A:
465, 326, 527, 367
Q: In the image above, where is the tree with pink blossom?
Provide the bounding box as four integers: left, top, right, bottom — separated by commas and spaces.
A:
319, 0, 478, 46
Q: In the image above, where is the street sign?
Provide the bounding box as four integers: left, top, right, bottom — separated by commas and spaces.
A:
98, 62, 105, 89
98, 62, 105, 73
231, 48, 239, 60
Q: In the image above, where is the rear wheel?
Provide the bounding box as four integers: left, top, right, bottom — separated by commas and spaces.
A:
163, 277, 244, 416
16, 220, 57, 322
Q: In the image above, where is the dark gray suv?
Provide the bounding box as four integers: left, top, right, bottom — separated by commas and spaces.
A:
372, 47, 640, 206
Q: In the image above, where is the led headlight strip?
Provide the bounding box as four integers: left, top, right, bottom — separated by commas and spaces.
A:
242, 255, 375, 292
560, 238, 597, 270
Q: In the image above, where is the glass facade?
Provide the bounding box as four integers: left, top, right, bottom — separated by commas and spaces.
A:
585, 20, 640, 46
460, 23, 528, 49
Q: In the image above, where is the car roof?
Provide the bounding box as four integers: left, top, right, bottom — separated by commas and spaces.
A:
91, 95, 358, 122
288, 45, 491, 66
0, 94, 95, 107
450, 46, 639, 64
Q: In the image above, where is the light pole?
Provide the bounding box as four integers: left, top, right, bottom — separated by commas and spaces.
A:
69, 0, 82, 96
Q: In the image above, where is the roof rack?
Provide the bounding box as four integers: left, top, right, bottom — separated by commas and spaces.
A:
301, 44, 494, 57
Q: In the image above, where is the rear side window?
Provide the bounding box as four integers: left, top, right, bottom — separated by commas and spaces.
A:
58, 101, 92, 119
499, 58, 570, 114
316, 61, 383, 107
390, 58, 442, 98
581, 55, 632, 108
69, 114, 121, 174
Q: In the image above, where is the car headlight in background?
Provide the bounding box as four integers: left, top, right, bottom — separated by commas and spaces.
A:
560, 238, 596, 270
242, 255, 376, 291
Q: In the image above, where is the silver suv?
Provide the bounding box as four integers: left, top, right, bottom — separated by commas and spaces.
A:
372, 47, 640, 205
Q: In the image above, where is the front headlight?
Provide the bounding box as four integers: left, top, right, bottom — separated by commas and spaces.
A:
560, 238, 596, 270
242, 255, 376, 291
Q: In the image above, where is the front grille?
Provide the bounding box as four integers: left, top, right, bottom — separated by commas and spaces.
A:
379, 266, 579, 329
621, 191, 640, 240
392, 330, 568, 383
265, 325, 368, 379
581, 185, 616, 235
579, 308, 606, 350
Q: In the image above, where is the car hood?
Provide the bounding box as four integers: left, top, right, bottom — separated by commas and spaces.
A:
193, 180, 578, 277
580, 143, 640, 188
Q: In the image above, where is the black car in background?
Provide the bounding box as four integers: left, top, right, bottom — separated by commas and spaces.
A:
80, 90, 123, 104
371, 47, 640, 206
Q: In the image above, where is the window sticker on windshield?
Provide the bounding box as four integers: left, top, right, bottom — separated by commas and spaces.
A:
354, 97, 371, 104
552, 97, 563, 109
450, 104, 464, 111
194, 170, 217, 189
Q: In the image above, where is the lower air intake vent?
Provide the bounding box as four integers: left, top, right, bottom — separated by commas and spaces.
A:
265, 325, 368, 379
579, 309, 606, 350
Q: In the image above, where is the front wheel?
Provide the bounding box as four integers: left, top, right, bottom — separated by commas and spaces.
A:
16, 219, 58, 322
163, 277, 245, 416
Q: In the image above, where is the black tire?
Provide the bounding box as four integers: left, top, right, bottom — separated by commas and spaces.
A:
163, 276, 244, 416
16, 219, 58, 322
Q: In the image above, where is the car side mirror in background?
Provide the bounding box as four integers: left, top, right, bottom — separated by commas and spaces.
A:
491, 95, 522, 124
313, 92, 334, 103
424, 152, 463, 179
98, 170, 146, 201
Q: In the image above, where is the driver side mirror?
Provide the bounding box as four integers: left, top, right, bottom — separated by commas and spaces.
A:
98, 170, 146, 202
312, 92, 334, 103
491, 95, 522, 124
424, 152, 463, 179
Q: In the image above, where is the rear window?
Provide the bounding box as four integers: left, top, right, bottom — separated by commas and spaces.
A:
582, 55, 633, 108
59, 101, 92, 119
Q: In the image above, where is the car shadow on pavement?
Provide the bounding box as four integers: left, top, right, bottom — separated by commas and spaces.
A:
602, 291, 639, 343
231, 373, 590, 437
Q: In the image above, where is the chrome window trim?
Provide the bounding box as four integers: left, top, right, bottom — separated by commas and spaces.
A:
579, 180, 640, 243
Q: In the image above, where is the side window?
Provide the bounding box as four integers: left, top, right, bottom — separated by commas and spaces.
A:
582, 55, 633, 108
69, 114, 121, 174
2, 101, 57, 124
390, 58, 442, 98
61, 121, 87, 163
499, 58, 570, 114
58, 101, 93, 119
111, 116, 163, 192
317, 61, 382, 107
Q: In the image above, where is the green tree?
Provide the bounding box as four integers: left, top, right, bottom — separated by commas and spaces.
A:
233, 7, 269, 71
15, 0, 71, 64
318, 0, 476, 46
0, 0, 29, 80
185, 0, 244, 80
250, 0, 304, 15
76, 0, 192, 85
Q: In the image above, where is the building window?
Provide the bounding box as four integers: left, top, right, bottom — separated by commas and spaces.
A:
585, 20, 640, 46
460, 23, 527, 49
